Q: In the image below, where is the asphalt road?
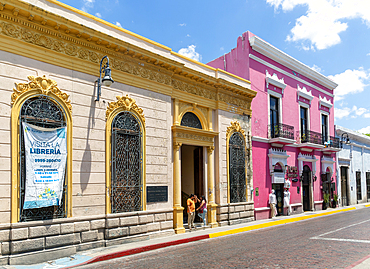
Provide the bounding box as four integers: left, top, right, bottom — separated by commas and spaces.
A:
77, 207, 370, 269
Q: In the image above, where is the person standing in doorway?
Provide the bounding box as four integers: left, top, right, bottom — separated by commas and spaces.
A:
196, 195, 207, 226
284, 188, 291, 216
269, 189, 277, 218
187, 194, 196, 230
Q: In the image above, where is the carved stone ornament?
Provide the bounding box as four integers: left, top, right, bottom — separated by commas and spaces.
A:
0, 21, 171, 87
173, 131, 213, 143
226, 121, 246, 140
11, 75, 72, 111
106, 95, 145, 123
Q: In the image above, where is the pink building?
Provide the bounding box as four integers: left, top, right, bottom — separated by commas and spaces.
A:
208, 31, 340, 220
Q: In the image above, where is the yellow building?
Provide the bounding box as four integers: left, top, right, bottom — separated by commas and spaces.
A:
0, 0, 256, 265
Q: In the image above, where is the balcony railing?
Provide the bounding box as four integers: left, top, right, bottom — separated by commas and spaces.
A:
300, 130, 322, 145
269, 123, 295, 140
328, 136, 340, 148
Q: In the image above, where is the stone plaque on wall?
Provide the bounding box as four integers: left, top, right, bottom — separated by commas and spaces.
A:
147, 186, 168, 203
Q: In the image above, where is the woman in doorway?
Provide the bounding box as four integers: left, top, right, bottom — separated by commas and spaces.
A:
196, 195, 207, 227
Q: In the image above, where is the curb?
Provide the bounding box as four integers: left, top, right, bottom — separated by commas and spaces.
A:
67, 207, 357, 267
65, 235, 210, 268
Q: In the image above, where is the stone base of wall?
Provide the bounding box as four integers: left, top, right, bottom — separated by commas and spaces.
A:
216, 202, 254, 227
0, 209, 174, 265
314, 201, 323, 211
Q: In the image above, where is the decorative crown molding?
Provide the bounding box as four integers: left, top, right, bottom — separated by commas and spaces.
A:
297, 85, 313, 102
226, 121, 246, 140
106, 95, 145, 123
12, 75, 72, 111
319, 95, 333, 109
265, 70, 286, 92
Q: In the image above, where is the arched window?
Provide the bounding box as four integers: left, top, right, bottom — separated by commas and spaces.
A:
180, 112, 202, 129
108, 98, 145, 213
229, 132, 246, 203
11, 76, 72, 223
19, 96, 67, 221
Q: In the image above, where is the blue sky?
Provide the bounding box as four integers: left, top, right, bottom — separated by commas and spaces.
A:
59, 0, 370, 133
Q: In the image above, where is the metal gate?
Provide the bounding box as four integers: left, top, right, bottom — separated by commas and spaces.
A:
19, 95, 67, 222
229, 132, 246, 203
111, 112, 143, 213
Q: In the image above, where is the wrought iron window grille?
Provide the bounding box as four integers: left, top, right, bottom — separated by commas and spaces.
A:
180, 112, 202, 129
111, 111, 143, 213
229, 132, 246, 203
19, 95, 67, 222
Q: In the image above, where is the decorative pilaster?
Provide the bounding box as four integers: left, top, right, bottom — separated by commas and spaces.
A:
207, 146, 218, 228
173, 142, 185, 234
208, 108, 213, 131
174, 99, 180, 126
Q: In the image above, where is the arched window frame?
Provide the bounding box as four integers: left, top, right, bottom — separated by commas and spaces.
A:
11, 76, 73, 223
105, 95, 146, 214
226, 121, 248, 203
178, 107, 207, 130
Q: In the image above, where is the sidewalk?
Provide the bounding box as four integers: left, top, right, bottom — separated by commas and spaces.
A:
3, 203, 370, 269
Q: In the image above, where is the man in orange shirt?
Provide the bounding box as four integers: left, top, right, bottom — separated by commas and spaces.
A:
187, 194, 196, 230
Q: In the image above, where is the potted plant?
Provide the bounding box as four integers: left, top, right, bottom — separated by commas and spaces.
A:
332, 193, 338, 208
323, 193, 330, 210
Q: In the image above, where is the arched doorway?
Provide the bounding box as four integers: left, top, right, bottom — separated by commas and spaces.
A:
302, 165, 311, 211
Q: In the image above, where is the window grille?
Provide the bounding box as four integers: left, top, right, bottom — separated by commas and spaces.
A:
229, 132, 246, 203
180, 112, 202, 129
111, 111, 143, 213
19, 95, 67, 222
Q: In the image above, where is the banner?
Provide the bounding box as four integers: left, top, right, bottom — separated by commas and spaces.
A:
22, 123, 67, 209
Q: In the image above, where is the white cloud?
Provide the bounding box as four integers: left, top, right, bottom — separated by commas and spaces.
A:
95, 13, 101, 18
266, 0, 370, 50
367, 52, 370, 56
328, 68, 370, 101
115, 21, 122, 28
82, 0, 94, 12
355, 107, 368, 116
358, 126, 370, 134
178, 45, 202, 62
220, 47, 224, 51
179, 23, 186, 27
186, 34, 191, 37
335, 105, 369, 120
311, 64, 321, 73
334, 107, 352, 119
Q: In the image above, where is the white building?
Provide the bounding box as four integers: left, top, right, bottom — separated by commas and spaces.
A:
336, 126, 370, 206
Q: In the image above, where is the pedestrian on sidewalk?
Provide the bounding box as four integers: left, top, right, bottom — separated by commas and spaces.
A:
284, 188, 291, 216
197, 195, 207, 226
269, 189, 277, 218
187, 194, 196, 230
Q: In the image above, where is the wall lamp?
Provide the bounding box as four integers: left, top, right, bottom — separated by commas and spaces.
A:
340, 133, 350, 148
95, 56, 114, 101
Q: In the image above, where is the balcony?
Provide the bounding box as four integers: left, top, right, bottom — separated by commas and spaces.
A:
297, 130, 324, 151
268, 123, 295, 146
321, 136, 341, 153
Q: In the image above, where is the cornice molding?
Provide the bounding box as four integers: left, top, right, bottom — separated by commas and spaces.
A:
0, 4, 255, 115
249, 54, 334, 98
249, 36, 337, 90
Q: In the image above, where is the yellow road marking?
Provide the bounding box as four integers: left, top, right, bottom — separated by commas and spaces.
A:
209, 207, 356, 239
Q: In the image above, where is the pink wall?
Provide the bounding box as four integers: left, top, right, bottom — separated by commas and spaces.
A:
208, 31, 337, 219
